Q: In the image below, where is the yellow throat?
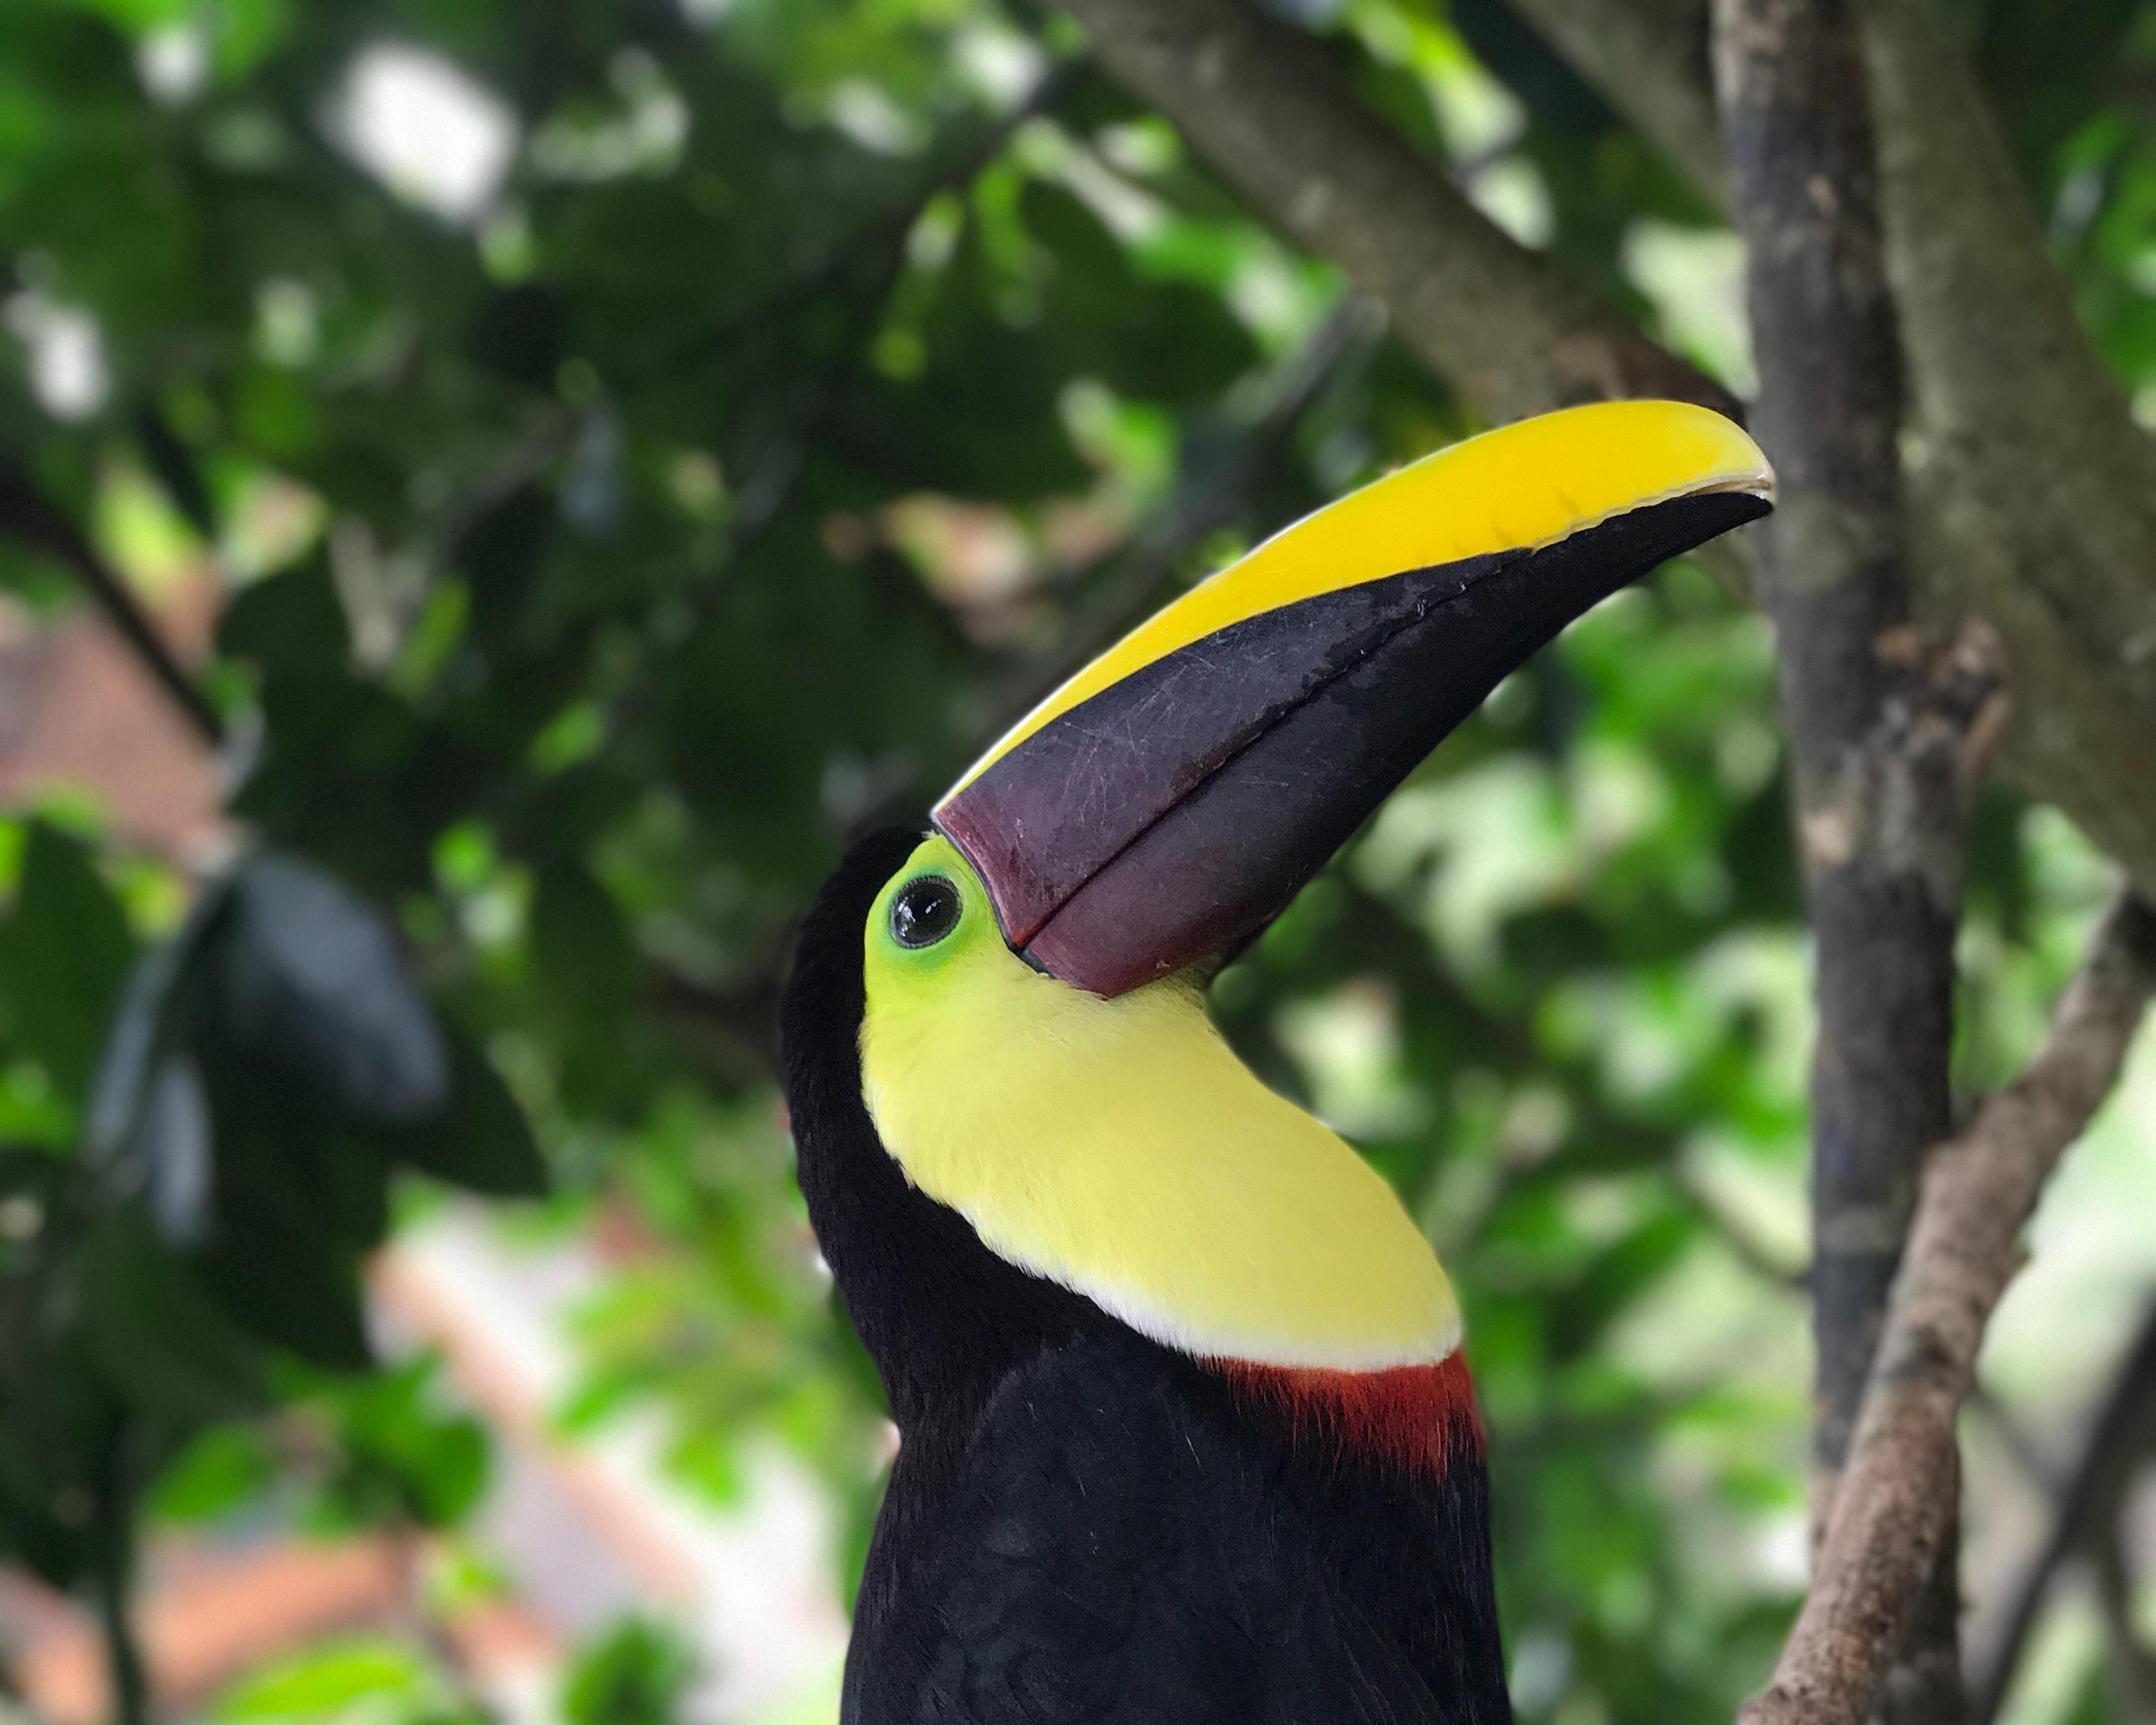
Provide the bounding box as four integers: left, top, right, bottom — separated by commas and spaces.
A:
858, 836, 1458, 1372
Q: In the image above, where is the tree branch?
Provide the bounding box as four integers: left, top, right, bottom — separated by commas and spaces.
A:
1740, 891, 2156, 1725
1046, 0, 1737, 423
1860, 0, 2156, 929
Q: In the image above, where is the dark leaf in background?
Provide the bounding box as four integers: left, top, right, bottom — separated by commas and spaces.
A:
468, 283, 571, 390
76, 1208, 266, 1433
219, 555, 354, 690
531, 862, 640, 1026
191, 1034, 381, 1372
456, 486, 558, 653
213, 852, 450, 1127
193, 1194, 377, 1375
362, 1029, 548, 1200
86, 914, 207, 1164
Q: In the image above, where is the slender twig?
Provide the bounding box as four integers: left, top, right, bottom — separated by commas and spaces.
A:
0, 455, 223, 747
1969, 1296, 2156, 1725
1673, 1162, 1809, 1291
1739, 891, 2156, 1725
1966, 1383, 2058, 1497
2094, 1525, 2156, 1725
1501, 0, 1730, 206
91, 1418, 150, 1725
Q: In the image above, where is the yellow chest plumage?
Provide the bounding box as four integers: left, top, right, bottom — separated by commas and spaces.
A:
859, 838, 1458, 1372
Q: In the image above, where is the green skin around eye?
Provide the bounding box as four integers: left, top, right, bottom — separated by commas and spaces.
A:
874, 864, 984, 973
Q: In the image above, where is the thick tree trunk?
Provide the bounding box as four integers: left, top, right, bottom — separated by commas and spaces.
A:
1710, 1, 1972, 1721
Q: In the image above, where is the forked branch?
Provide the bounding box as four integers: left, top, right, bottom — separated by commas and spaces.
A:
1742, 892, 2156, 1725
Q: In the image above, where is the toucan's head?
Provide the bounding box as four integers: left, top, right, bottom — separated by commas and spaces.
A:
787, 401, 1771, 1393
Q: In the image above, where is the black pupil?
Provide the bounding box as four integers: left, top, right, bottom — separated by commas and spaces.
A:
891, 876, 961, 948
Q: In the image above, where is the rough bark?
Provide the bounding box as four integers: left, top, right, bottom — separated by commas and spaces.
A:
1046, 0, 1737, 423
1712, 1, 1986, 1716
1859, 0, 2156, 926
1740, 892, 2156, 1725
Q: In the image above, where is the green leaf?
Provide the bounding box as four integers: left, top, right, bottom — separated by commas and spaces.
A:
149, 1424, 277, 1523
307, 1357, 489, 1530
190, 1039, 380, 1371
62, 0, 191, 35
562, 1619, 698, 1725
211, 0, 292, 81
0, 821, 136, 1107
217, 1639, 426, 1721
531, 863, 638, 1023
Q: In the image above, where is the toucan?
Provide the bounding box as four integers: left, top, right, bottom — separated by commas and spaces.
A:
780, 400, 1773, 1724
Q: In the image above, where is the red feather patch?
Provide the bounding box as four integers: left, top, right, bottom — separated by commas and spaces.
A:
1212, 1351, 1483, 1479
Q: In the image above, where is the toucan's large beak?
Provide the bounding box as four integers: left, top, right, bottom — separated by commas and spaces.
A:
934, 400, 1772, 997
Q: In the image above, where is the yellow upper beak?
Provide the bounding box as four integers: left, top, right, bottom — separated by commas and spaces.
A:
946, 401, 1772, 797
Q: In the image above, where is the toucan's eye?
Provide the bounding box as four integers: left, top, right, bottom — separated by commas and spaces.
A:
890, 875, 962, 949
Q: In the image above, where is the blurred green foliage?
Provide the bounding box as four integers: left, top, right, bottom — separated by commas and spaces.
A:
0, 0, 2147, 1721
563, 1619, 699, 1725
